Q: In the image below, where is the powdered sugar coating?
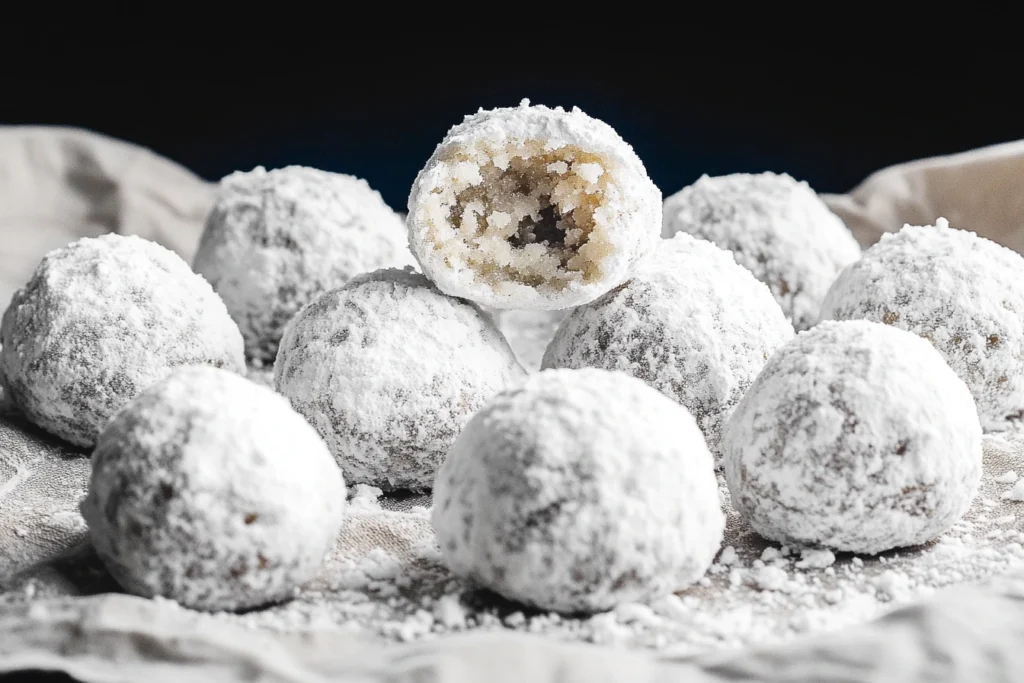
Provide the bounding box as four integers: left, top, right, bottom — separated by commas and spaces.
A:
723, 320, 982, 555
433, 368, 724, 613
274, 268, 526, 491
820, 220, 1024, 431
193, 166, 414, 362
662, 173, 861, 331
408, 100, 661, 310
542, 233, 794, 459
0, 234, 245, 447
81, 366, 345, 611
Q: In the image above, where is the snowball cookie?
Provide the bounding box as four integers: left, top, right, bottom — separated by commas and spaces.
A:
0, 234, 244, 448
193, 166, 414, 363
820, 219, 1024, 431
542, 233, 794, 458
407, 99, 661, 311
723, 320, 982, 555
274, 268, 526, 491
662, 172, 861, 331
433, 368, 724, 613
81, 366, 345, 612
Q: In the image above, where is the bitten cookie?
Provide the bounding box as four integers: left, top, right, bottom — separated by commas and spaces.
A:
407, 100, 661, 310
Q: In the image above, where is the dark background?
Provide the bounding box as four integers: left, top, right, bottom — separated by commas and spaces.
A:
4, 46, 1020, 212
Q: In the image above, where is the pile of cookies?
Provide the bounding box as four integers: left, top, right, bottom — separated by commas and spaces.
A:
2, 99, 1019, 617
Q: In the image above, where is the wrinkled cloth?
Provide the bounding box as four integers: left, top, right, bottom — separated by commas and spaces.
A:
0, 126, 214, 311
821, 139, 1024, 250
3, 566, 1024, 682
4, 127, 1024, 682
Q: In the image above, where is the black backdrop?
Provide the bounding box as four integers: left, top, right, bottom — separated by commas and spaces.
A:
5, 45, 1020, 213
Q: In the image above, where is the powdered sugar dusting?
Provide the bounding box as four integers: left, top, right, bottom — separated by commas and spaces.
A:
820, 220, 1024, 432
19, 286, 1004, 653
1005, 480, 1024, 502
9, 255, 1010, 657
0, 234, 245, 447
80, 366, 345, 612
795, 549, 836, 570
408, 101, 661, 310
11, 430, 1024, 656
348, 485, 386, 513
662, 172, 861, 331
8, 150, 1024, 665
194, 166, 414, 363
724, 321, 982, 554
61, 431, 1008, 657
995, 471, 1019, 484
274, 268, 526, 491
432, 369, 724, 613
542, 233, 794, 458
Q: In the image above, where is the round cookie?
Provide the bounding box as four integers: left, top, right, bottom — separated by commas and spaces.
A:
662, 172, 861, 330
723, 320, 982, 555
274, 267, 526, 491
820, 219, 1024, 431
193, 166, 413, 363
407, 99, 661, 310
81, 366, 345, 611
433, 368, 724, 613
0, 234, 244, 448
542, 233, 794, 458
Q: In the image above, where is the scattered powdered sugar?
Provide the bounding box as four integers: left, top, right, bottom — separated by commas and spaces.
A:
995, 470, 1019, 484
194, 166, 414, 363
662, 172, 860, 331
752, 566, 790, 592
274, 268, 526, 491
407, 99, 661, 310
9, 430, 1024, 657
7, 266, 1024, 658
0, 411, 92, 582
0, 234, 245, 447
820, 220, 1024, 431
80, 366, 346, 612
347, 485, 386, 513
795, 549, 836, 570
432, 369, 724, 613
1004, 480, 1024, 502
125, 430, 1018, 656
871, 570, 911, 601
542, 233, 794, 459
432, 593, 468, 629
724, 321, 982, 554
